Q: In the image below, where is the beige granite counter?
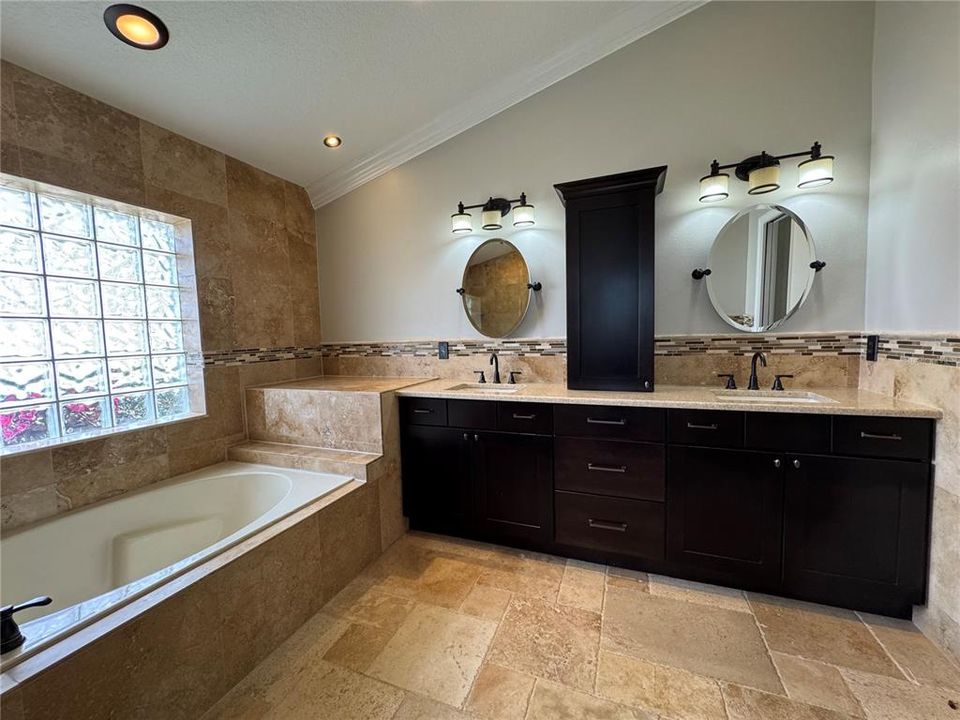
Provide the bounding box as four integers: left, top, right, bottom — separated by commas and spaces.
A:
250, 376, 433, 393
396, 381, 942, 419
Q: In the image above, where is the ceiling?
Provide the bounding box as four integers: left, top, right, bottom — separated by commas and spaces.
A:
0, 1, 702, 207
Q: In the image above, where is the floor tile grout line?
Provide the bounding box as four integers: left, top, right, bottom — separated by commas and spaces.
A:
855, 611, 915, 685
745, 595, 789, 698
458, 578, 514, 713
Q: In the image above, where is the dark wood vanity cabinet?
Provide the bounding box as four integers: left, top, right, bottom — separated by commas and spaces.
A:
554, 167, 667, 392
401, 397, 934, 618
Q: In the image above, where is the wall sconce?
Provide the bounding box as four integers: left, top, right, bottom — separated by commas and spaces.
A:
698, 142, 834, 203
451, 193, 535, 234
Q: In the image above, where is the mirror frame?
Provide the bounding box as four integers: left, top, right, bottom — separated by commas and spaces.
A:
705, 204, 818, 333
460, 238, 533, 338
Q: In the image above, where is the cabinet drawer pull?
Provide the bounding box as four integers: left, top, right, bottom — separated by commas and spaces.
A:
587, 463, 627, 474
586, 417, 626, 426
512, 413, 537, 420
413, 408, 434, 414
686, 422, 718, 431
587, 518, 628, 532
860, 431, 903, 442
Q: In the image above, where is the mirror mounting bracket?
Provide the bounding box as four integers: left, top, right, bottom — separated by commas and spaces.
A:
809, 260, 826, 272
527, 281, 542, 292
691, 268, 712, 280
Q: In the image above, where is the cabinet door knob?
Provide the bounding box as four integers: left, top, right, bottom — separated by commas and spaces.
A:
793, 459, 801, 469
463, 433, 469, 441
773, 459, 781, 468
473, 434, 479, 442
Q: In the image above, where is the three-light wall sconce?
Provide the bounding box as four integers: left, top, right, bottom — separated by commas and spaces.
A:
699, 142, 835, 203
451, 193, 535, 234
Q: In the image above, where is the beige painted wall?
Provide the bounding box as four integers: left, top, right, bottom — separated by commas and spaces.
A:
316, 1, 875, 342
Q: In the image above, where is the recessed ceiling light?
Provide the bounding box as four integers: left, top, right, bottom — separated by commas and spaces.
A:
323, 135, 342, 149
104, 4, 169, 50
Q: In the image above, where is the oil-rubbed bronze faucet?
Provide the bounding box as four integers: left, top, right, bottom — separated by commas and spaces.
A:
1, 596, 52, 654
748, 352, 767, 390
489, 352, 501, 384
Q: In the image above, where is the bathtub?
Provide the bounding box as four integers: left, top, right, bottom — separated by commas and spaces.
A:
0, 461, 355, 665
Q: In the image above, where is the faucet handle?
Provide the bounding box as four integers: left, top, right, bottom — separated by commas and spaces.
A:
1, 596, 52, 654
473, 370, 486, 384
716, 373, 737, 390
508, 371, 522, 385
772, 374, 794, 391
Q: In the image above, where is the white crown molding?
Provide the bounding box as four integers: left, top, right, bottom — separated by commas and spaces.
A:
307, 0, 707, 208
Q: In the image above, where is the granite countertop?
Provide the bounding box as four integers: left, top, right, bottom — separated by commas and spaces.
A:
396, 380, 943, 419
250, 376, 434, 393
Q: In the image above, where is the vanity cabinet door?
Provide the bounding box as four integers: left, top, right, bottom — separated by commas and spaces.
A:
474, 432, 554, 547
782, 455, 930, 616
666, 447, 784, 590
401, 425, 474, 535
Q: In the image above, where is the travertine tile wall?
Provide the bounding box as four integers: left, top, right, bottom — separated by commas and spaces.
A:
0, 61, 323, 531
859, 356, 960, 662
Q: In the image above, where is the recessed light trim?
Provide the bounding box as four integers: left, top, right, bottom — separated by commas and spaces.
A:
104, 4, 169, 50
323, 135, 342, 148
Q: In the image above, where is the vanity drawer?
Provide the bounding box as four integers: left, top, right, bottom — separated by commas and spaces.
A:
555, 438, 664, 501
555, 490, 664, 559
834, 416, 933, 461
668, 409, 744, 448
448, 399, 497, 430
745, 413, 832, 454
401, 397, 447, 426
554, 404, 665, 442
498, 402, 553, 435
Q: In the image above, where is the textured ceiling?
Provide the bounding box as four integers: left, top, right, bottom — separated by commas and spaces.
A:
0, 1, 700, 205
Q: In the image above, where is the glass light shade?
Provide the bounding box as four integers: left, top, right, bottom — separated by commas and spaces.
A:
451, 212, 472, 234
797, 156, 835, 188
748, 164, 781, 195
481, 209, 502, 231
513, 203, 535, 227
116, 14, 161, 45
698, 173, 729, 203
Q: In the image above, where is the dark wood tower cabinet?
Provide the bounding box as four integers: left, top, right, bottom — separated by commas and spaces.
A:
554, 166, 667, 391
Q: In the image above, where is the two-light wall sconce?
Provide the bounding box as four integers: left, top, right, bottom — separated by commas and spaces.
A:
451, 193, 535, 234
699, 141, 835, 203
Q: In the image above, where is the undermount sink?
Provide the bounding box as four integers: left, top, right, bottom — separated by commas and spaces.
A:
446, 383, 521, 394
713, 390, 836, 404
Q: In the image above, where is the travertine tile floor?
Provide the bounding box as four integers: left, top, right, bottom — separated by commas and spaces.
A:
202, 532, 960, 720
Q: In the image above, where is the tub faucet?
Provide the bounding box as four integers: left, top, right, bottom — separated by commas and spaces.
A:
1, 596, 52, 654
748, 352, 767, 390
489, 352, 501, 384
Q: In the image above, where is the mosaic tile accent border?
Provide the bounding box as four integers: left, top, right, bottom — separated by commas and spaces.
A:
201, 333, 960, 368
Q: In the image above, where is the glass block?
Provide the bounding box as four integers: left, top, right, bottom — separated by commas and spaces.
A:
55, 358, 108, 398
1, 403, 57, 447
0, 229, 42, 274
143, 250, 177, 286
94, 207, 139, 246
155, 386, 189, 418
112, 390, 155, 427
60, 396, 110, 435
148, 321, 183, 353
0, 272, 46, 316
0, 185, 37, 230
146, 286, 180, 319
0, 319, 50, 361
104, 321, 148, 356
51, 319, 104, 358
101, 282, 145, 319
43, 234, 98, 278
152, 353, 186, 388
108, 355, 151, 392
141, 219, 177, 252
0, 361, 55, 408
39, 194, 93, 238
46, 277, 101, 318
98, 243, 142, 283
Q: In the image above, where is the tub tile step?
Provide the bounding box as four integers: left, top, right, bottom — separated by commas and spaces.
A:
228, 441, 383, 479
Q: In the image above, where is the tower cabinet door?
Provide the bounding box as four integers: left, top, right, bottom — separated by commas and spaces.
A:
667, 446, 784, 590
782, 454, 930, 615
401, 425, 473, 535
474, 432, 554, 547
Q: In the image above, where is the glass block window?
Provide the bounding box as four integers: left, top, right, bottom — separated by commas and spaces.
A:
0, 175, 204, 453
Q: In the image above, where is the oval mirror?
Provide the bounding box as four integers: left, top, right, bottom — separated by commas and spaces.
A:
461, 238, 533, 338
706, 204, 818, 332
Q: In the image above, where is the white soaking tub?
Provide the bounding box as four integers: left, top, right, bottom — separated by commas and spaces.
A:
0, 461, 355, 662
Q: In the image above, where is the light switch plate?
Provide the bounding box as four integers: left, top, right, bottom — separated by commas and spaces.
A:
438, 341, 449, 360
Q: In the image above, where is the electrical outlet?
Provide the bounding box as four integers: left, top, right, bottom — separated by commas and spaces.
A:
866, 335, 879, 361
438, 341, 449, 360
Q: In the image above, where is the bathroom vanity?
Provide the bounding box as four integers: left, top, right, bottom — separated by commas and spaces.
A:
398, 384, 939, 618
